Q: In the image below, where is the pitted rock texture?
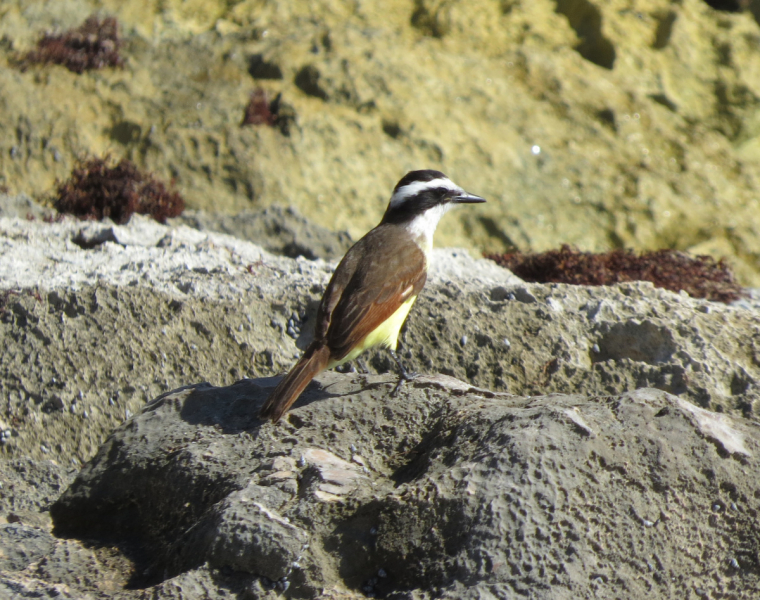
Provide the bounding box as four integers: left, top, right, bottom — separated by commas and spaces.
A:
2, 1, 760, 282
1, 214, 759, 469
2, 208, 760, 598
171, 205, 354, 261
49, 374, 760, 598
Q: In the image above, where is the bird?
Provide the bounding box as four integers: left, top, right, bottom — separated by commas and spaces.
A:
259, 169, 486, 423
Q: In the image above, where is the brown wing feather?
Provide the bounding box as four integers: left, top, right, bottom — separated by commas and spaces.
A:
321, 225, 427, 361
315, 237, 363, 341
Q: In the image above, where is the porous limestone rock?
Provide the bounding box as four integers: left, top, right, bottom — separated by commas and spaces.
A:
48, 373, 760, 598
2, 205, 760, 597
1, 212, 759, 466
1, 1, 760, 282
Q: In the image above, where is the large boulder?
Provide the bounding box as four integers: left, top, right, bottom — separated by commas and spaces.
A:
2, 206, 760, 597
50, 373, 760, 598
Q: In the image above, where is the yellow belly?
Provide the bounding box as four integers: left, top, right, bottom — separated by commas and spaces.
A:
328, 295, 418, 368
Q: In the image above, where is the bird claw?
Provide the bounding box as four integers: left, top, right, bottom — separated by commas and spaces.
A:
388, 348, 417, 396
391, 370, 418, 396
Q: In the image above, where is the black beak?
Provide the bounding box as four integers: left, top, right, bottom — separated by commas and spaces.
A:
452, 192, 486, 204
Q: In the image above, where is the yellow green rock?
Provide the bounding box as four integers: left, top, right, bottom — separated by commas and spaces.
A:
2, 0, 760, 283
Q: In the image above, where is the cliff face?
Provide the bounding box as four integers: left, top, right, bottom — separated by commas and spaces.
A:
2, 0, 760, 281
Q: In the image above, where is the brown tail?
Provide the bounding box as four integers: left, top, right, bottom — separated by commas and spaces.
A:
259, 343, 331, 423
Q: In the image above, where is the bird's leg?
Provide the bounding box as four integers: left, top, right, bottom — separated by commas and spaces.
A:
389, 348, 417, 396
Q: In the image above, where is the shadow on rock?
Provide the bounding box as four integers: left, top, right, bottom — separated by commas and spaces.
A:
153, 377, 338, 432
47, 373, 760, 598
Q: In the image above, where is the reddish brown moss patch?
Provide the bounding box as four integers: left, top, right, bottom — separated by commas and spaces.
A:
485, 245, 746, 303
241, 89, 295, 136
20, 15, 123, 74
53, 157, 184, 224
242, 89, 277, 127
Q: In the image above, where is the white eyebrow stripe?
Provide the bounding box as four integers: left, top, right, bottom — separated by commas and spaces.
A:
389, 178, 462, 208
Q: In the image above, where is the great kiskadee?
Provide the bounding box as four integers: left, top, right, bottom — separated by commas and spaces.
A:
259, 170, 485, 423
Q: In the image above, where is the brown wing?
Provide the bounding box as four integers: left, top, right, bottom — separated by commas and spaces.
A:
314, 236, 364, 342
316, 224, 427, 361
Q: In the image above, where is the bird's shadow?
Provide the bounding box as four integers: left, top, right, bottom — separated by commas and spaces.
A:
145, 376, 342, 433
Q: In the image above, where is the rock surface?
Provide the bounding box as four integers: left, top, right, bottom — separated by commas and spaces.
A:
5, 1, 760, 595
2, 212, 759, 467
49, 374, 760, 598
1, 208, 760, 597
2, 1, 760, 282
172, 205, 354, 261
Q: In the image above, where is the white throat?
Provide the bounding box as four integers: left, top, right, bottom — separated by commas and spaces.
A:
404, 203, 453, 256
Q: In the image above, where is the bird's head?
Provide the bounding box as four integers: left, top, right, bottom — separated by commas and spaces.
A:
381, 170, 485, 227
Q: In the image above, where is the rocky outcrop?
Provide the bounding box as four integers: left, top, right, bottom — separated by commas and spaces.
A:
5, 1, 760, 595
1, 211, 760, 598
2, 1, 760, 282
48, 374, 760, 598
1, 213, 759, 467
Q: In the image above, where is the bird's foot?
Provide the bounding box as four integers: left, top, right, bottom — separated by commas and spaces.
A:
389, 349, 418, 396
391, 369, 418, 396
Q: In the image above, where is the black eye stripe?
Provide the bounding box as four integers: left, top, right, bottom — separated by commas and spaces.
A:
381, 188, 451, 224
432, 186, 457, 197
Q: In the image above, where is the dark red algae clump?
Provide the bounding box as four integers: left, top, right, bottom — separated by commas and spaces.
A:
242, 89, 278, 127
241, 89, 296, 136
20, 15, 124, 74
53, 157, 185, 224
485, 245, 746, 304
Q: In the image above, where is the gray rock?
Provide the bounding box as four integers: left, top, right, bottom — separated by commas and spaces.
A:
3, 205, 760, 598
135, 564, 257, 600
0, 523, 133, 599
2, 213, 760, 470
0, 575, 91, 600
0, 459, 75, 528
171, 205, 354, 261
49, 374, 760, 598
0, 524, 55, 571
179, 484, 308, 580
